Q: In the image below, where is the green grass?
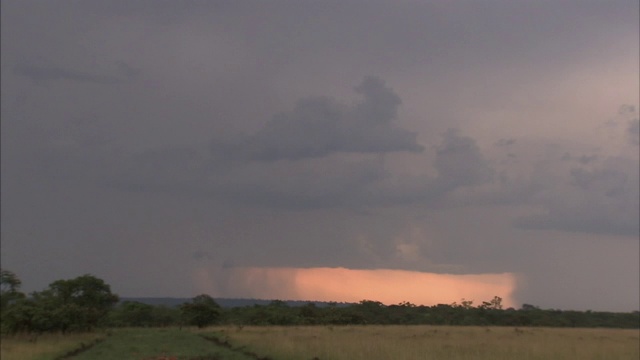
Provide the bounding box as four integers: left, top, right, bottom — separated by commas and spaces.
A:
1, 328, 261, 360
72, 327, 257, 360
205, 325, 640, 360
0, 332, 106, 360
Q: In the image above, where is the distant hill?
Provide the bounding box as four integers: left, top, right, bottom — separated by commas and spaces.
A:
119, 297, 354, 308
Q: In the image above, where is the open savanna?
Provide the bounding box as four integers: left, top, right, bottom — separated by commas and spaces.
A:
204, 325, 640, 360
2, 326, 638, 360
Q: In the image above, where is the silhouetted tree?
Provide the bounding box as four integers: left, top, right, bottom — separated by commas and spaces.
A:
180, 294, 221, 328
1, 269, 25, 312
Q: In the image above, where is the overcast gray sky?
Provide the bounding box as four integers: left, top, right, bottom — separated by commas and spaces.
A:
2, 0, 638, 311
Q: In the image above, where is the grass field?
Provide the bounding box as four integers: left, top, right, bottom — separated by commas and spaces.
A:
0, 332, 106, 360
1, 328, 261, 360
71, 328, 257, 360
2, 326, 638, 359
205, 325, 640, 360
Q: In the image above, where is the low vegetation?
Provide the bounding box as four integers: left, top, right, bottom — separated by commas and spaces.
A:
206, 325, 640, 360
0, 332, 105, 360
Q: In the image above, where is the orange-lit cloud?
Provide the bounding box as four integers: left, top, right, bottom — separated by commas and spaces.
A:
198, 267, 518, 307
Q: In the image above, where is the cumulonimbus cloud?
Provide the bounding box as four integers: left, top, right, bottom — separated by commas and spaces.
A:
212, 76, 424, 162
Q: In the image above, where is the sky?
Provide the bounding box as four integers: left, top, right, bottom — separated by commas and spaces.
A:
1, 0, 638, 311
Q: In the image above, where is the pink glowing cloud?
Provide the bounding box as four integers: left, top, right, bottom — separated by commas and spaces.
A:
199, 266, 518, 307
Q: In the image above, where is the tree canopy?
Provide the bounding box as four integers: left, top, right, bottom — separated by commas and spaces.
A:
1, 273, 118, 333
180, 294, 221, 328
0, 269, 25, 311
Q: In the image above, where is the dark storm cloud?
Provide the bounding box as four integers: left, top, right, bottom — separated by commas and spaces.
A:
107, 147, 205, 194
116, 61, 142, 81
495, 138, 516, 147
115, 152, 389, 211
192, 250, 213, 262
628, 118, 639, 146
111, 126, 491, 212
515, 210, 639, 237
214, 159, 389, 210
99, 75, 428, 209
433, 129, 494, 190
212, 77, 424, 162
99, 75, 492, 209
97, 70, 492, 210
561, 153, 598, 165
514, 157, 639, 237
13, 61, 137, 85
2, 0, 638, 311
461, 121, 639, 239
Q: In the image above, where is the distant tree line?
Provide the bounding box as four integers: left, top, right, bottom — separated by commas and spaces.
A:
2, 269, 638, 333
216, 298, 639, 328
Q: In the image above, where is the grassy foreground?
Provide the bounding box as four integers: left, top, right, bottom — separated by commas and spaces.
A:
205, 325, 640, 360
72, 328, 257, 360
2, 326, 638, 359
1, 328, 260, 360
0, 332, 105, 360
